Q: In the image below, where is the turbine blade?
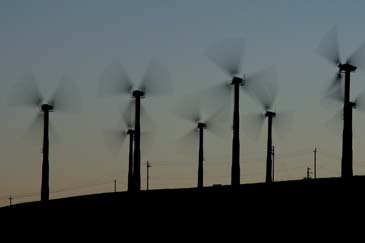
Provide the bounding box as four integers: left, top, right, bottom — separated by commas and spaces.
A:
48, 120, 61, 145
326, 72, 342, 92
243, 66, 278, 110
273, 111, 294, 139
104, 128, 127, 156
205, 37, 244, 76
320, 73, 343, 110
355, 90, 365, 111
176, 128, 198, 154
347, 42, 365, 70
121, 100, 135, 129
316, 26, 341, 66
325, 109, 343, 136
50, 76, 81, 113
174, 95, 201, 124
205, 105, 230, 138
322, 80, 344, 103
140, 104, 156, 132
140, 131, 155, 156
99, 60, 133, 96
22, 113, 43, 145
242, 113, 265, 140
203, 81, 232, 108
139, 59, 172, 96
9, 72, 43, 108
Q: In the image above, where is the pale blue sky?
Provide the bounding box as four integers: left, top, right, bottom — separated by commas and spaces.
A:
2, 0, 365, 205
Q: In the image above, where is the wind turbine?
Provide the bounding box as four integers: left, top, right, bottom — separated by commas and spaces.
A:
100, 60, 170, 191
9, 73, 80, 202
176, 97, 224, 189
105, 101, 153, 192
317, 27, 365, 178
243, 80, 293, 183
205, 38, 276, 186
104, 102, 135, 192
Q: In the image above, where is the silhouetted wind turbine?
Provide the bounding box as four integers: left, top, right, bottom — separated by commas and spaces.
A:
317, 27, 365, 178
100, 60, 170, 191
243, 79, 293, 183
176, 97, 223, 189
104, 102, 135, 192
323, 84, 365, 154
9, 73, 80, 202
105, 101, 153, 192
205, 38, 276, 186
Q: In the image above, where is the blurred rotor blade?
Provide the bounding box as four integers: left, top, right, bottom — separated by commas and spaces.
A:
326, 72, 342, 92
176, 128, 198, 154
99, 60, 133, 96
347, 42, 365, 70
174, 95, 201, 124
243, 66, 278, 110
22, 112, 43, 145
140, 104, 156, 132
321, 80, 344, 105
273, 111, 294, 139
50, 76, 81, 113
121, 100, 134, 129
242, 113, 265, 140
320, 73, 343, 110
9, 72, 43, 107
23, 113, 61, 146
325, 109, 343, 136
140, 60, 172, 96
205, 105, 230, 138
354, 90, 365, 111
104, 128, 127, 156
316, 27, 341, 66
205, 37, 244, 76
48, 120, 61, 145
203, 81, 232, 108
140, 131, 155, 156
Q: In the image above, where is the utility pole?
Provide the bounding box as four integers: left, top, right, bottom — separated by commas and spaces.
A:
114, 179, 117, 193
272, 146, 275, 182
307, 167, 312, 180
8, 196, 12, 206
313, 147, 317, 179
146, 161, 151, 191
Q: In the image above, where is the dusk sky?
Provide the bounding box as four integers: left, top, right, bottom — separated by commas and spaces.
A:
2, 0, 365, 206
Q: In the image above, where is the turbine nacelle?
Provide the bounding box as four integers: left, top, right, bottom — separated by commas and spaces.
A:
265, 110, 276, 118
127, 128, 134, 135
197, 122, 207, 129
338, 63, 357, 73
41, 104, 54, 112
350, 101, 357, 109
132, 90, 145, 98
231, 76, 244, 86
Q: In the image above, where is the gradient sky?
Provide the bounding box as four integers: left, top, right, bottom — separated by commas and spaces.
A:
2, 0, 365, 206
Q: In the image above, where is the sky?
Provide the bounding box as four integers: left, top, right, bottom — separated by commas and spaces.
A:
2, 0, 365, 206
